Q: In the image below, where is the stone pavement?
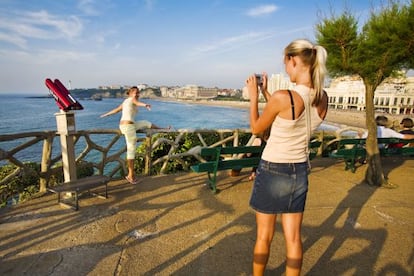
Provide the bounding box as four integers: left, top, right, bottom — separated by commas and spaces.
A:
0, 157, 413, 275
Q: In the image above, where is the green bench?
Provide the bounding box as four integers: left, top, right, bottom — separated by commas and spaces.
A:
330, 138, 414, 172
48, 175, 110, 210
191, 145, 264, 193
329, 139, 366, 172
191, 140, 322, 193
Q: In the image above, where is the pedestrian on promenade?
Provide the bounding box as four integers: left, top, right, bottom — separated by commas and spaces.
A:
361, 115, 414, 141
369, 116, 414, 149
100, 86, 164, 184
246, 39, 328, 276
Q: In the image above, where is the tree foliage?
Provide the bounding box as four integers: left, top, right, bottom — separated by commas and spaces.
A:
315, 0, 414, 187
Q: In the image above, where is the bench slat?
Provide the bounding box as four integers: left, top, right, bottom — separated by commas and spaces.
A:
48, 175, 110, 210
219, 145, 264, 155
49, 175, 110, 193
191, 162, 216, 173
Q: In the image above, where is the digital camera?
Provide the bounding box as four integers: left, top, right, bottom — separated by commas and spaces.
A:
255, 74, 263, 86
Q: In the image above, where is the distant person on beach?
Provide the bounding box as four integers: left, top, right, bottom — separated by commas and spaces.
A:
100, 86, 165, 184
246, 39, 328, 276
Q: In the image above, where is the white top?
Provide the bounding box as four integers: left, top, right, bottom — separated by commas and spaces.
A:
120, 97, 137, 122
362, 126, 404, 139
261, 84, 324, 163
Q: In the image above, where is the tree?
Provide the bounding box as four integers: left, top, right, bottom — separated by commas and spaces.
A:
316, 0, 414, 187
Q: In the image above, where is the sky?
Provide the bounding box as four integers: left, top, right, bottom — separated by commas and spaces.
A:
0, 0, 396, 94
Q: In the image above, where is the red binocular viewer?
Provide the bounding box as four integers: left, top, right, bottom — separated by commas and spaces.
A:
45, 78, 83, 111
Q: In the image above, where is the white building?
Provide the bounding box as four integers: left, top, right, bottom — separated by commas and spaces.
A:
174, 85, 218, 100
326, 75, 414, 115
268, 73, 294, 92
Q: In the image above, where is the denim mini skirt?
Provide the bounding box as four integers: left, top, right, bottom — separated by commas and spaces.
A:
249, 160, 309, 214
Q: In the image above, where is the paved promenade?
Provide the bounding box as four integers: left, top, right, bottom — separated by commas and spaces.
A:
1, 157, 413, 275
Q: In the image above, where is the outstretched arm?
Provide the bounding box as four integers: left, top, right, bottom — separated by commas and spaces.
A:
403, 133, 414, 139
132, 98, 151, 110
100, 104, 122, 118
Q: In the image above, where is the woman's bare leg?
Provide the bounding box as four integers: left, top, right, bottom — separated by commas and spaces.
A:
127, 159, 135, 180
281, 213, 304, 276
253, 212, 277, 276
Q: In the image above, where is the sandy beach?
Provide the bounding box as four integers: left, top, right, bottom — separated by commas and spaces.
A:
165, 98, 412, 130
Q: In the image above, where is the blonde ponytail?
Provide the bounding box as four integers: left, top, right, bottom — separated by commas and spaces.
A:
284, 39, 327, 105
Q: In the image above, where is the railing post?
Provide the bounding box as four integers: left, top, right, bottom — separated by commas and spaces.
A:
233, 129, 239, 147
40, 135, 53, 192
318, 131, 324, 156
144, 132, 152, 175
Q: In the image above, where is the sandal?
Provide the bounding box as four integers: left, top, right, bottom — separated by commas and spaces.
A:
125, 176, 139, 185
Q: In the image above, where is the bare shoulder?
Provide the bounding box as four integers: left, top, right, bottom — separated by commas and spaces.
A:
270, 89, 290, 101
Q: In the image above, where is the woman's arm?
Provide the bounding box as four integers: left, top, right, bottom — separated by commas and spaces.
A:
247, 74, 279, 134
132, 98, 151, 110
100, 104, 122, 118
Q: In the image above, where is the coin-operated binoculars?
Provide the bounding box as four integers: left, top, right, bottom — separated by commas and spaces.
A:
45, 78, 84, 183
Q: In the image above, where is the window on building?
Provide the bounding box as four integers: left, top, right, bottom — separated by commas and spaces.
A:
394, 98, 398, 105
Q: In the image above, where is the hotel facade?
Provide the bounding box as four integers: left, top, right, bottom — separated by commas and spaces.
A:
161, 85, 218, 100
326, 75, 414, 115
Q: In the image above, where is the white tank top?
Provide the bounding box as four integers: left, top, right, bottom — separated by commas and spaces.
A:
261, 84, 323, 163
120, 97, 137, 122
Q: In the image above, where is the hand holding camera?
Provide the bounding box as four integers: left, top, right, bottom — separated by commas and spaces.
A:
255, 74, 263, 86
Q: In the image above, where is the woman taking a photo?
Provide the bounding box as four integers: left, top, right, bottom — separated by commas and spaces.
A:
246, 39, 328, 276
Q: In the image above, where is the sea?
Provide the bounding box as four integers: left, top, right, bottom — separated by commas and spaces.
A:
0, 94, 339, 164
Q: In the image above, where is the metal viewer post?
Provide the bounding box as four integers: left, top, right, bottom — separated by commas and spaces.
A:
55, 111, 77, 183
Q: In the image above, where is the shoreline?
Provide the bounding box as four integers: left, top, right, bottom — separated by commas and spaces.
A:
154, 98, 412, 130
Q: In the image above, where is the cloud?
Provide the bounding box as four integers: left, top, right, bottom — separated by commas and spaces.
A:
0, 48, 95, 64
246, 4, 278, 17
0, 31, 27, 49
77, 0, 100, 16
189, 28, 283, 59
193, 32, 268, 55
0, 10, 83, 48
23, 10, 83, 39
188, 25, 312, 61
